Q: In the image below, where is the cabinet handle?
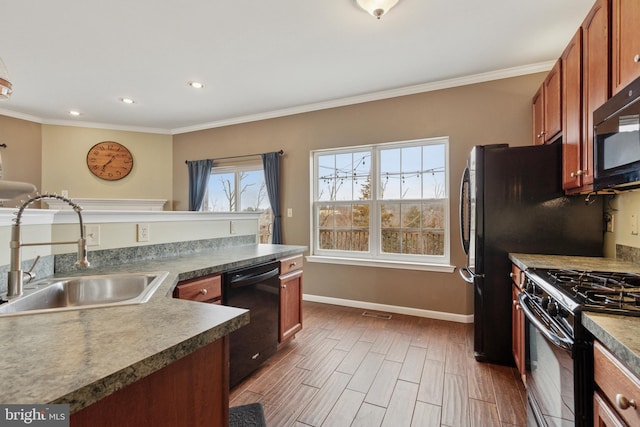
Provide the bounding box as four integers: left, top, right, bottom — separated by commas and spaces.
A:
200, 288, 208, 295
509, 272, 514, 278
634, 54, 640, 63
290, 262, 297, 267
512, 299, 521, 310
616, 394, 637, 410
570, 170, 584, 178
281, 285, 287, 289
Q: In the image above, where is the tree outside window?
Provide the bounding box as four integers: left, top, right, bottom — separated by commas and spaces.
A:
201, 167, 273, 243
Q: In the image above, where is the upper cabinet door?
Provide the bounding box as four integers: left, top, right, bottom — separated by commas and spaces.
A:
612, 0, 640, 94
543, 60, 563, 143
532, 86, 545, 145
531, 60, 562, 145
582, 0, 610, 189
562, 29, 583, 191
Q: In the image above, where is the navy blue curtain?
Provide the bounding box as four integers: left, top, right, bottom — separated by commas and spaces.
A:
262, 152, 282, 244
187, 159, 213, 211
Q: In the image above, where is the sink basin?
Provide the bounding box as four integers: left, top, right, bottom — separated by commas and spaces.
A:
0, 271, 169, 317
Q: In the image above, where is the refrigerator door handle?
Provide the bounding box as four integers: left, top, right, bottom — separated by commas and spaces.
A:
459, 266, 483, 283
459, 166, 471, 255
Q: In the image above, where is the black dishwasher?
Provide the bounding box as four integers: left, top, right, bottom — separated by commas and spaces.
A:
223, 260, 280, 388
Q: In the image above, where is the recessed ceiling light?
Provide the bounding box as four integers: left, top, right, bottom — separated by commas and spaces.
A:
188, 81, 205, 89
120, 97, 135, 104
69, 110, 81, 116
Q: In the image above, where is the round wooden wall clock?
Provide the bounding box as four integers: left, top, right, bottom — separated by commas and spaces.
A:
86, 141, 134, 181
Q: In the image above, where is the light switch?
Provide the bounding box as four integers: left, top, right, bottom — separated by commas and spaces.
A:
287, 208, 293, 218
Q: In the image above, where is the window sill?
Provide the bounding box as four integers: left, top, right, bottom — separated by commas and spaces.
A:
305, 255, 456, 273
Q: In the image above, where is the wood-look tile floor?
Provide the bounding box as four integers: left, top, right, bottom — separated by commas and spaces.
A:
230, 302, 526, 427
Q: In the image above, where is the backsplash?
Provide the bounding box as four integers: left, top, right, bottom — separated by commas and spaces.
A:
616, 244, 640, 264
0, 235, 256, 294
54, 234, 257, 274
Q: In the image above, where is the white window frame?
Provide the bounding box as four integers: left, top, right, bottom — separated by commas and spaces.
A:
308, 137, 454, 272
200, 163, 274, 244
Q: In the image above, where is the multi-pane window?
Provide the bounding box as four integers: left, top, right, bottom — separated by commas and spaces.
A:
312, 137, 449, 264
201, 165, 273, 243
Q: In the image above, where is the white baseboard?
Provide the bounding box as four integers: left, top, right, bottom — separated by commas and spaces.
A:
302, 294, 474, 324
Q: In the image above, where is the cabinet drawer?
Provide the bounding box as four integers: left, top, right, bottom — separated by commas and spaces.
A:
174, 274, 222, 302
280, 255, 303, 275
594, 340, 640, 426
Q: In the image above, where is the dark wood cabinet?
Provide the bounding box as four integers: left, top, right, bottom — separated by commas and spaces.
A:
544, 60, 563, 143
594, 390, 627, 427
532, 60, 562, 145
594, 340, 640, 426
511, 265, 525, 383
532, 86, 545, 145
562, 29, 584, 191
580, 0, 610, 192
71, 337, 229, 427
612, 0, 640, 95
279, 255, 303, 343
174, 273, 222, 304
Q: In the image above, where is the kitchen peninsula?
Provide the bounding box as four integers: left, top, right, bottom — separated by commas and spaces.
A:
0, 242, 306, 427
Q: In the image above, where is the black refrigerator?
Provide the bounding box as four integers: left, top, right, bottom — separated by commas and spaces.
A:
459, 142, 603, 365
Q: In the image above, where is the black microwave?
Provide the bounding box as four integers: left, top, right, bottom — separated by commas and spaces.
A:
594, 75, 640, 191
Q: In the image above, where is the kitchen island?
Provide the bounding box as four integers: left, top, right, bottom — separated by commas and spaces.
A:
0, 243, 305, 426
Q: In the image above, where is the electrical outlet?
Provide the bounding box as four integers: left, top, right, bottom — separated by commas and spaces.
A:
230, 221, 236, 234
606, 213, 615, 233
137, 223, 150, 242
61, 190, 69, 198
287, 208, 293, 218
632, 215, 638, 236
85, 225, 100, 246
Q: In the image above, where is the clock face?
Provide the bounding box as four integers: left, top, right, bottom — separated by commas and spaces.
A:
86, 141, 134, 181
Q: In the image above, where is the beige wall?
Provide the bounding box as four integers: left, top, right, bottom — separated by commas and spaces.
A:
604, 189, 640, 256
41, 125, 173, 208
0, 115, 42, 206
173, 73, 547, 316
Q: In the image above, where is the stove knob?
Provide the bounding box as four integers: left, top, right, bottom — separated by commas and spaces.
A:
541, 297, 550, 309
558, 307, 569, 319
547, 301, 558, 317
525, 281, 534, 294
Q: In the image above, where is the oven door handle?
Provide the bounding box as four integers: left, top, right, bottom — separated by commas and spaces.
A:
518, 293, 573, 352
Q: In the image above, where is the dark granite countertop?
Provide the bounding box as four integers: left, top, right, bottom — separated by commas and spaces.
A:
583, 312, 640, 379
509, 252, 640, 379
509, 253, 640, 274
0, 243, 306, 412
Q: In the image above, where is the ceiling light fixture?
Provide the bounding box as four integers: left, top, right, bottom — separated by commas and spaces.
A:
69, 110, 81, 116
188, 81, 205, 89
120, 97, 135, 104
0, 57, 13, 100
355, 0, 400, 19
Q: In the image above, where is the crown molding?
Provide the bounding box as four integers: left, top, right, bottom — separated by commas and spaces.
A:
1, 60, 554, 135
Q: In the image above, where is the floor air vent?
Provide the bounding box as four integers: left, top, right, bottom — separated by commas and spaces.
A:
362, 311, 392, 320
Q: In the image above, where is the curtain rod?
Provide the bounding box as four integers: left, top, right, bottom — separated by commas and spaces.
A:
185, 149, 283, 164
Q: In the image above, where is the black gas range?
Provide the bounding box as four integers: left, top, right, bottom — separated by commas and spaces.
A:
520, 268, 640, 426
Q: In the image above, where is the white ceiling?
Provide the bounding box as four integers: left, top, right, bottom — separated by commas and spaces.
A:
0, 0, 595, 135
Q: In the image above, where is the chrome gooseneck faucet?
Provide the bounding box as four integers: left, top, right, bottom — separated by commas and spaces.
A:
7, 193, 90, 298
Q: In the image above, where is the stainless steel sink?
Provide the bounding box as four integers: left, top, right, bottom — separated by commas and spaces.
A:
0, 271, 169, 317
